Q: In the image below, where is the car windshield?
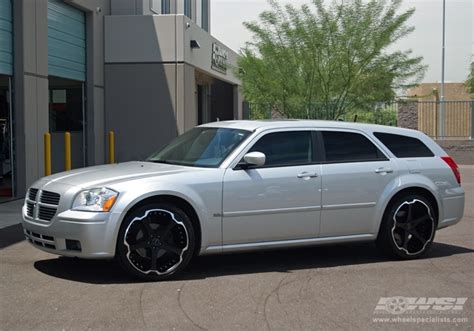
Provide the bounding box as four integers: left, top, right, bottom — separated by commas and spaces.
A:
147, 127, 251, 167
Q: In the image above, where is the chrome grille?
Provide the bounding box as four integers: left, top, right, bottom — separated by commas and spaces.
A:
28, 188, 39, 201
38, 206, 57, 221
24, 188, 61, 222
40, 191, 60, 205
26, 201, 35, 217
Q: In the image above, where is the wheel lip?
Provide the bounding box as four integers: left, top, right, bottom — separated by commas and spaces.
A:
123, 208, 189, 276
391, 198, 435, 256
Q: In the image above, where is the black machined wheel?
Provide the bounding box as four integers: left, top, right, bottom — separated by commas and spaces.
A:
377, 194, 437, 259
117, 203, 195, 280
391, 199, 435, 255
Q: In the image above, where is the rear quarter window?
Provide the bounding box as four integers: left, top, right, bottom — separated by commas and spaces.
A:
374, 132, 434, 158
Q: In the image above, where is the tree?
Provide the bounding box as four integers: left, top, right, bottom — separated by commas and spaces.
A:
466, 59, 474, 94
238, 0, 427, 119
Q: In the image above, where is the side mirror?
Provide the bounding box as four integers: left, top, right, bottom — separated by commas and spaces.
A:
243, 151, 266, 167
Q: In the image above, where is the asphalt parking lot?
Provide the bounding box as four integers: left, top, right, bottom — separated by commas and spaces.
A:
1, 166, 473, 330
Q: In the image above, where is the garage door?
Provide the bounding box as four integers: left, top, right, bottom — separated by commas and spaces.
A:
0, 0, 12, 75
48, 0, 86, 81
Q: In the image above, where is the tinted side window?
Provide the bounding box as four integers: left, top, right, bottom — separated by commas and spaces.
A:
322, 131, 386, 163
374, 132, 434, 158
249, 131, 313, 167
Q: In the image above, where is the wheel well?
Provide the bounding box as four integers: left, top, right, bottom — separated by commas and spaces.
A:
382, 187, 439, 225
122, 195, 202, 254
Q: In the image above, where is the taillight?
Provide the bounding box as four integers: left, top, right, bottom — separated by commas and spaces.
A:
441, 156, 461, 185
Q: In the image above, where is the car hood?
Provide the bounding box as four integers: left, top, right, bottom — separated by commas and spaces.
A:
39, 161, 201, 188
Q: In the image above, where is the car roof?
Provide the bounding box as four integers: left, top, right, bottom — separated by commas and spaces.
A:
200, 120, 446, 158
199, 120, 419, 135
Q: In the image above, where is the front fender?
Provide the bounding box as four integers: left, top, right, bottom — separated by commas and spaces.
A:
371, 173, 442, 235
108, 178, 223, 256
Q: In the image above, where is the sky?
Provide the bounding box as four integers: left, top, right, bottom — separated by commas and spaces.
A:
211, 0, 473, 83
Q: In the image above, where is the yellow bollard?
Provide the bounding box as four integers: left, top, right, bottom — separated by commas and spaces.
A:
108, 131, 115, 164
64, 132, 71, 171
44, 133, 51, 176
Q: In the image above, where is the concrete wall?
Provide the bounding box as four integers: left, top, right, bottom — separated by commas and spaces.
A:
408, 83, 472, 101
105, 63, 178, 162
105, 13, 243, 163
397, 102, 418, 130
183, 16, 239, 85
105, 15, 240, 85
110, 0, 140, 15
105, 15, 183, 63
13, 0, 50, 196
183, 63, 197, 131
13, 0, 108, 196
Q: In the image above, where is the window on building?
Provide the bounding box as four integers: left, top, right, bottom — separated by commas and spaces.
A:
374, 132, 434, 158
249, 131, 314, 167
150, 0, 170, 14
184, 0, 192, 18
48, 77, 84, 132
150, 0, 159, 13
0, 76, 13, 198
322, 131, 386, 163
48, 76, 86, 171
202, 0, 209, 31
162, 0, 170, 14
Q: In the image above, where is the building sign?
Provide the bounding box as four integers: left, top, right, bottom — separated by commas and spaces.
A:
211, 43, 227, 74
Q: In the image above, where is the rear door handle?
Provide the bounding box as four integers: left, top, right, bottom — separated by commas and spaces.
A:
375, 167, 393, 174
297, 172, 318, 178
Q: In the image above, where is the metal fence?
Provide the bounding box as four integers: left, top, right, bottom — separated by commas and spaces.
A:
244, 100, 474, 140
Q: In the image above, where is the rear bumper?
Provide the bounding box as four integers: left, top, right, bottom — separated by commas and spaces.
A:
438, 191, 465, 229
22, 205, 120, 259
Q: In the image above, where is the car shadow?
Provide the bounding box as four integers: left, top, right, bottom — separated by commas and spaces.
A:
33, 241, 474, 285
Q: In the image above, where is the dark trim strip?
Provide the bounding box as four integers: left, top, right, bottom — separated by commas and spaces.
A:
320, 158, 389, 165
205, 233, 375, 253
105, 61, 186, 65
24, 72, 48, 80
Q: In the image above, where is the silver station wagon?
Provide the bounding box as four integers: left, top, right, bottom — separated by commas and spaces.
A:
22, 120, 465, 280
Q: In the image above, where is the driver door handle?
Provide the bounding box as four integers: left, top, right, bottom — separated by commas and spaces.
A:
297, 172, 319, 179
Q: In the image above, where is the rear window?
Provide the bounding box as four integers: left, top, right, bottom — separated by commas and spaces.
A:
322, 131, 387, 163
374, 132, 434, 158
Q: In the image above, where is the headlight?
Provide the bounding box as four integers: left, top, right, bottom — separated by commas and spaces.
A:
72, 187, 118, 212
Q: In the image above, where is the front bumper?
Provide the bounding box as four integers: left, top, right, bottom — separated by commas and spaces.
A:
22, 207, 122, 259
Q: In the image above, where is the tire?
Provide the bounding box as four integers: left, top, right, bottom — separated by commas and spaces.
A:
116, 202, 195, 281
376, 194, 437, 259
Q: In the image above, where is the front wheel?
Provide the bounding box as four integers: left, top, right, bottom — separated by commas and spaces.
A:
116, 202, 195, 281
377, 195, 437, 259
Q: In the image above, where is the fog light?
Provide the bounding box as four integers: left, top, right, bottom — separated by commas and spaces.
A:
66, 239, 82, 252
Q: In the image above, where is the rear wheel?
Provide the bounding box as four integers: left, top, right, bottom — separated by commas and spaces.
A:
377, 194, 437, 259
116, 202, 195, 280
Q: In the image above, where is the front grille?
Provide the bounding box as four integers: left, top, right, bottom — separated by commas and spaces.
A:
26, 202, 35, 217
24, 230, 56, 250
28, 188, 39, 201
40, 191, 60, 205
38, 206, 57, 221
25, 189, 61, 222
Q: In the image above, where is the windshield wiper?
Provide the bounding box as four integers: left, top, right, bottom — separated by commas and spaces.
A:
147, 160, 173, 164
